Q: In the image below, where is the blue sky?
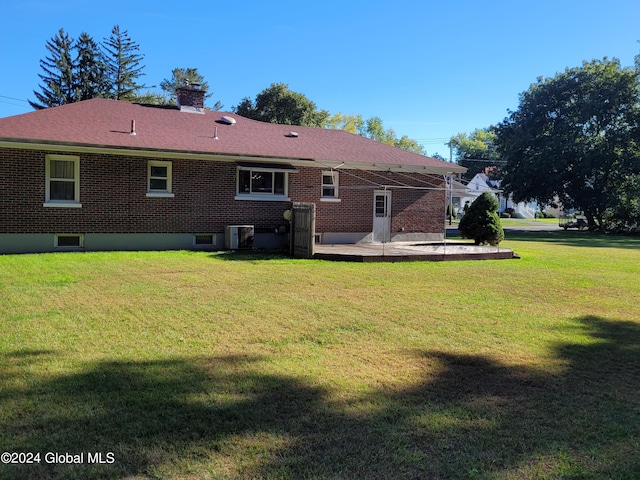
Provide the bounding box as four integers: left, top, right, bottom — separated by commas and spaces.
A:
1, 0, 639, 157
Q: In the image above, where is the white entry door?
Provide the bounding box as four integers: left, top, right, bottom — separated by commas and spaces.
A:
372, 190, 391, 243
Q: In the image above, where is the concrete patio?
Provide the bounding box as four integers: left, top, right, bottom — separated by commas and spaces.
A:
313, 241, 517, 262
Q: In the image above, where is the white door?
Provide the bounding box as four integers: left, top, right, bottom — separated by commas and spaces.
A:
372, 190, 391, 243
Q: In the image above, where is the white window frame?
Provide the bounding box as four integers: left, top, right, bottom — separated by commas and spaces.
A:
44, 154, 81, 208
321, 170, 340, 202
147, 160, 174, 198
235, 166, 290, 201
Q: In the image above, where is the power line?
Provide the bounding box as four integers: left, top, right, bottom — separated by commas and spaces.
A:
0, 94, 29, 103
459, 157, 507, 164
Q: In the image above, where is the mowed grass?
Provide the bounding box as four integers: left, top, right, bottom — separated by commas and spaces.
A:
1, 231, 639, 479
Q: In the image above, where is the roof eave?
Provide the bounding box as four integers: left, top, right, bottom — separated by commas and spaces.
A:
0, 139, 467, 174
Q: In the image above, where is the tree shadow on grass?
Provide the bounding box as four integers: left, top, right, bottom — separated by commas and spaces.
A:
1, 316, 639, 479
208, 251, 292, 262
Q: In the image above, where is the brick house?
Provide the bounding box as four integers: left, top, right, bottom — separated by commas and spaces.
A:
0, 88, 465, 254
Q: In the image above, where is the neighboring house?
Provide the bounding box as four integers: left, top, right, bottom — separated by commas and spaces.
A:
0, 87, 465, 254
448, 177, 473, 216
465, 173, 538, 218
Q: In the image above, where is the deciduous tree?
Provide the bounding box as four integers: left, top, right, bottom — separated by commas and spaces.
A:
233, 83, 329, 127
361, 116, 426, 154
325, 112, 365, 134
449, 129, 500, 180
494, 58, 640, 230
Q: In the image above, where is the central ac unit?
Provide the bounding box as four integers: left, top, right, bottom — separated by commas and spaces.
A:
225, 225, 254, 250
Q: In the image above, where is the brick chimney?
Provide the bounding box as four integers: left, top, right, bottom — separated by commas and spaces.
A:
176, 86, 205, 113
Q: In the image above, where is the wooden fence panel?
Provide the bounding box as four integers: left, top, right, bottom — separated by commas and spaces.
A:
292, 202, 315, 259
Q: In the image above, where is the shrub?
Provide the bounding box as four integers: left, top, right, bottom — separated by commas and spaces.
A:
458, 192, 505, 246
500, 212, 511, 218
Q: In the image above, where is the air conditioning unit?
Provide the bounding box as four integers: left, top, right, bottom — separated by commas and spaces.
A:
225, 225, 254, 250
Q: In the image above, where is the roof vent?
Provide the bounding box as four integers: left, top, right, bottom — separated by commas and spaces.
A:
286, 131, 299, 138
219, 115, 236, 125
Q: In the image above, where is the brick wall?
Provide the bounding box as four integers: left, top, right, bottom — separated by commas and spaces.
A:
292, 168, 445, 235
0, 148, 445, 236
176, 87, 205, 109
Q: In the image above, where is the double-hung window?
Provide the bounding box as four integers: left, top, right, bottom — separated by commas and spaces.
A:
321, 171, 339, 201
44, 154, 81, 208
236, 165, 290, 200
147, 161, 174, 197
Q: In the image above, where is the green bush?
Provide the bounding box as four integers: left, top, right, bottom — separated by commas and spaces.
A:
500, 212, 511, 218
458, 192, 504, 246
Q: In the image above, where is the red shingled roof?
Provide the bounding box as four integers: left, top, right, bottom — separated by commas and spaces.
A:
0, 99, 464, 174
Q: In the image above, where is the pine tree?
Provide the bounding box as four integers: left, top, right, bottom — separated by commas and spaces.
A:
102, 25, 146, 100
74, 32, 108, 101
29, 28, 76, 109
458, 192, 504, 246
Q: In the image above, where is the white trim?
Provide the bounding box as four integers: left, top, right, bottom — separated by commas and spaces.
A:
320, 198, 341, 203
45, 154, 81, 206
43, 202, 83, 208
146, 192, 175, 198
321, 170, 339, 199
147, 160, 172, 195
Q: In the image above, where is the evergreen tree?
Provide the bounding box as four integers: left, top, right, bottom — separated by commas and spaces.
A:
74, 32, 108, 101
458, 192, 504, 246
159, 67, 222, 109
102, 25, 146, 100
29, 28, 76, 109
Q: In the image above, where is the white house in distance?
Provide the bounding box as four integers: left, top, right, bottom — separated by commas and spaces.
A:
464, 173, 538, 218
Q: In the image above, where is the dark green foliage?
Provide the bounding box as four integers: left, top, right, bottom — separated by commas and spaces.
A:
449, 129, 501, 180
459, 192, 504, 245
29, 28, 76, 109
159, 67, 222, 110
233, 83, 330, 127
74, 32, 108, 101
30, 26, 147, 108
102, 25, 146, 100
494, 58, 640, 231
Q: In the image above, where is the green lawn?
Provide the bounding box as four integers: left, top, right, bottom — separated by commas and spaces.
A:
1, 231, 639, 479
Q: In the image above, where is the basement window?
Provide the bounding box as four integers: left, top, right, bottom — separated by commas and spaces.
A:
193, 234, 215, 246
55, 234, 84, 249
